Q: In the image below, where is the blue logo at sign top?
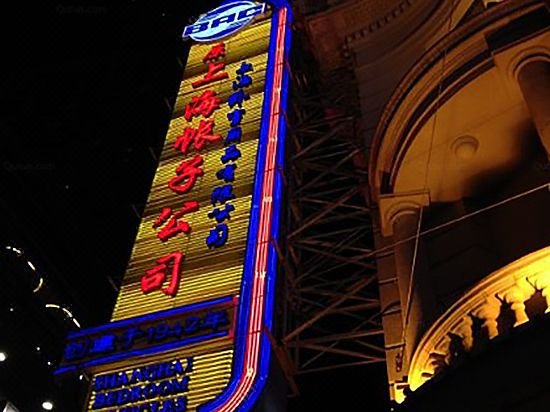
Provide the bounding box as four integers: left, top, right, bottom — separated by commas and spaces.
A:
183, 1, 267, 42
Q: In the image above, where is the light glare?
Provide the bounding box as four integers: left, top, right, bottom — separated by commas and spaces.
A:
42, 401, 54, 411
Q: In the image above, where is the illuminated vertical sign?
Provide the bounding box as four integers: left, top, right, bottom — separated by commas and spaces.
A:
57, 1, 292, 411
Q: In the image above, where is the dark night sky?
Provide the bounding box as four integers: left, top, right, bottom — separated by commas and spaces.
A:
1, 0, 216, 325
0, 1, 389, 410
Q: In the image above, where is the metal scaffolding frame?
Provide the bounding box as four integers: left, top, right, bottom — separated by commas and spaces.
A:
271, 33, 385, 394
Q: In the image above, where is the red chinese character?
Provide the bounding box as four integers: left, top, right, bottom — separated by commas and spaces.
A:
141, 252, 184, 297
174, 120, 222, 155
203, 43, 226, 62
153, 201, 199, 242
183, 90, 221, 122
192, 61, 229, 89
168, 155, 204, 195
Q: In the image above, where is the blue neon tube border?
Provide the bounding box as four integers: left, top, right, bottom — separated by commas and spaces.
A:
54, 330, 229, 375
199, 1, 292, 410
197, 9, 275, 408
54, 296, 233, 375
238, 4, 292, 410
65, 295, 233, 339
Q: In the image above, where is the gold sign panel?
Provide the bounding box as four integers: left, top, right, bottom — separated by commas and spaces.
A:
77, 13, 275, 412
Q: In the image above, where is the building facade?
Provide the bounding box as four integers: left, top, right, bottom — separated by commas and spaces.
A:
301, 0, 550, 409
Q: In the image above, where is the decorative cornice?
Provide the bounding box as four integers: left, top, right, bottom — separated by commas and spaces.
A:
406, 246, 550, 399
342, 0, 447, 59
368, 0, 548, 201
342, 0, 414, 45
304, 0, 442, 71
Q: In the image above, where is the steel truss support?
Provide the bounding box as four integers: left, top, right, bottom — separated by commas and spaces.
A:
272, 32, 384, 391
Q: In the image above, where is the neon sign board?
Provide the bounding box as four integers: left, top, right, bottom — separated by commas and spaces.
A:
183, 1, 267, 42
58, 2, 292, 411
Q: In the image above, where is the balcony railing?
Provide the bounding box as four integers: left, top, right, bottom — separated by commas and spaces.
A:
407, 246, 550, 395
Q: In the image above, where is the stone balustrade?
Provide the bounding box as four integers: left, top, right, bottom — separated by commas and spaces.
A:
407, 246, 550, 396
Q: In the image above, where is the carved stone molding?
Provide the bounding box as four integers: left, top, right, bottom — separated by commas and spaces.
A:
378, 191, 430, 237
304, 0, 441, 72
407, 246, 550, 398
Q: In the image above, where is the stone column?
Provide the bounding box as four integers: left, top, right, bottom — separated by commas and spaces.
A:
516, 57, 550, 157
392, 207, 422, 315
379, 193, 431, 374
380, 193, 430, 318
